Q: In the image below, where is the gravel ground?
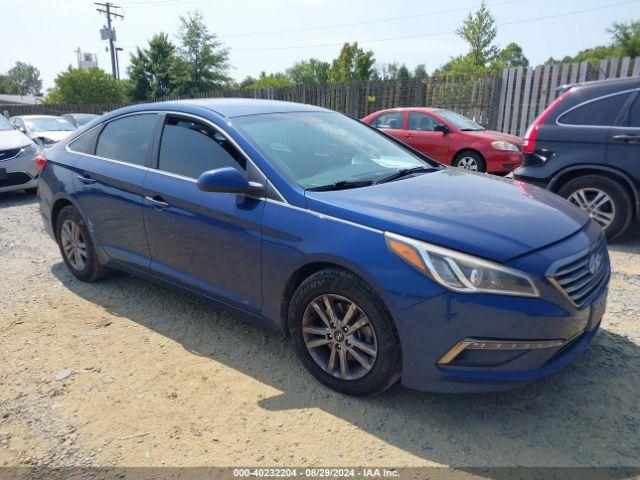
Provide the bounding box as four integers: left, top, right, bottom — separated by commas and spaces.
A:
0, 190, 639, 468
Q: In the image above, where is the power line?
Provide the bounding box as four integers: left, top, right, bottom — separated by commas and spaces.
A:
231, 0, 640, 52
95, 2, 124, 78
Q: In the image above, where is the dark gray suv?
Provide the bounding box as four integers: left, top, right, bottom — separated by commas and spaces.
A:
514, 76, 640, 240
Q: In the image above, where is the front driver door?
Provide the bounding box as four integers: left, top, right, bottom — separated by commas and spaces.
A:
404, 112, 450, 162
142, 114, 264, 313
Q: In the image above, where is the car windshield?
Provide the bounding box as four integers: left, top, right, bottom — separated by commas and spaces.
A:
235, 111, 435, 189
25, 117, 75, 132
437, 110, 484, 131
0, 115, 14, 131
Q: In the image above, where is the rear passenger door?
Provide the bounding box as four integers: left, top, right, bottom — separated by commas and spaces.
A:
73, 113, 160, 269
608, 90, 640, 180
141, 114, 264, 312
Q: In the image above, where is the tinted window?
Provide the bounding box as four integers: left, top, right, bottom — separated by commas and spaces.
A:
68, 127, 101, 154
408, 112, 439, 131
560, 92, 631, 126
95, 114, 157, 166
372, 112, 404, 129
158, 116, 245, 179
628, 95, 640, 127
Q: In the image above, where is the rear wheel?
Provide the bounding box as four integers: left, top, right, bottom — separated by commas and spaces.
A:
56, 205, 106, 281
289, 268, 401, 396
557, 175, 633, 241
453, 151, 486, 173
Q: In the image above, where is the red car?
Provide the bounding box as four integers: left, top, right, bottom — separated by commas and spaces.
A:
361, 108, 522, 173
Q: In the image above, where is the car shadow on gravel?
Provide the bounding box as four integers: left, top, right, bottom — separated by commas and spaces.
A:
51, 261, 640, 468
0, 190, 38, 208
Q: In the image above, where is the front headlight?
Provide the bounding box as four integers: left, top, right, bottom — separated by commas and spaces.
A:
385, 232, 539, 297
17, 143, 39, 157
491, 141, 519, 152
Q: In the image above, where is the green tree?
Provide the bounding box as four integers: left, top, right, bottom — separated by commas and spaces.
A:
246, 72, 291, 89
0, 74, 7, 93
495, 42, 529, 68
609, 20, 640, 57
44, 67, 126, 104
3, 62, 42, 95
413, 64, 427, 78
127, 33, 180, 101
456, 0, 498, 69
328, 42, 375, 83
287, 59, 330, 84
175, 10, 230, 94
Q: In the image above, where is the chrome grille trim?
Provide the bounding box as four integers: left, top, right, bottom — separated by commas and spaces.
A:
546, 237, 609, 308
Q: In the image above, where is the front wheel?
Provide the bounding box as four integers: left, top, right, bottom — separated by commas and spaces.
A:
289, 268, 401, 396
557, 175, 633, 241
453, 151, 486, 172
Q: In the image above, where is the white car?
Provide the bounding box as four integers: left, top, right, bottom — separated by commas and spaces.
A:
0, 115, 39, 194
9, 115, 75, 147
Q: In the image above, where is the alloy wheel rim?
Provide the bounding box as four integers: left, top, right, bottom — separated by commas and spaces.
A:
60, 219, 88, 270
567, 188, 616, 229
302, 294, 378, 380
458, 156, 478, 171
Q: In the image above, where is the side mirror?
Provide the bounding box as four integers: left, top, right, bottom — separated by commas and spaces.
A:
434, 124, 450, 135
18, 127, 26, 134
196, 167, 264, 196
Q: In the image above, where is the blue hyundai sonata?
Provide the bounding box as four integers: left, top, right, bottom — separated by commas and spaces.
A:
37, 99, 610, 396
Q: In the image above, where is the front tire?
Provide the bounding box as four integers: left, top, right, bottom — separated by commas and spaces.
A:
453, 151, 486, 173
56, 205, 106, 282
557, 175, 632, 241
289, 268, 401, 396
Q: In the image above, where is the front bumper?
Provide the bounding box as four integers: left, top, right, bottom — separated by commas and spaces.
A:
0, 153, 38, 193
393, 221, 608, 393
484, 150, 522, 173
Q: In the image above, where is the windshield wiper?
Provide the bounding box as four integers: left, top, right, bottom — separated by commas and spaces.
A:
375, 166, 435, 185
306, 179, 374, 192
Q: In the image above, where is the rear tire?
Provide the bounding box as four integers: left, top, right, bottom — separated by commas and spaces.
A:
288, 268, 401, 396
453, 151, 486, 173
557, 175, 633, 241
56, 205, 106, 282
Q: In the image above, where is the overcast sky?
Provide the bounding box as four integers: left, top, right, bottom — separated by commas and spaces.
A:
2, 0, 637, 92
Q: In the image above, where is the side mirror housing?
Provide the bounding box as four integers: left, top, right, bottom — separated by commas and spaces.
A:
434, 124, 450, 135
197, 167, 264, 196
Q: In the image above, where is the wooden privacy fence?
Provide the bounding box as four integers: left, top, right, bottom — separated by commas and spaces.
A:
2, 56, 639, 134
496, 56, 640, 136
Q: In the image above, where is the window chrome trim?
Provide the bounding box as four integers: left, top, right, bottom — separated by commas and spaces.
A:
65, 109, 287, 203
555, 88, 639, 129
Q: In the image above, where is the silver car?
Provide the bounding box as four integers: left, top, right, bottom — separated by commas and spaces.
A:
9, 115, 75, 147
0, 115, 39, 194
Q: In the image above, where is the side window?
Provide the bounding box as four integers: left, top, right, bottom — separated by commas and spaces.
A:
559, 92, 631, 126
158, 115, 246, 179
372, 112, 404, 130
68, 127, 101, 154
627, 95, 640, 127
95, 114, 157, 166
407, 112, 440, 131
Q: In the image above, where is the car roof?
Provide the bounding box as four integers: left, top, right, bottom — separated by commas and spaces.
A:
13, 115, 63, 119
145, 98, 331, 118
375, 107, 444, 113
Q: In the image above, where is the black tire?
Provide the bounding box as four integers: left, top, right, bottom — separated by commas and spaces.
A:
557, 175, 633, 241
453, 151, 486, 173
24, 187, 37, 194
288, 268, 401, 396
55, 205, 106, 282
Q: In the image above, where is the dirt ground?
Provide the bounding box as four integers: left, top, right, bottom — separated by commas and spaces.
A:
1, 190, 639, 469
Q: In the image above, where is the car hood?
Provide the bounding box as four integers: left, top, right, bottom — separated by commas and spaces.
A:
31, 130, 73, 142
463, 129, 522, 145
304, 168, 589, 262
0, 129, 32, 150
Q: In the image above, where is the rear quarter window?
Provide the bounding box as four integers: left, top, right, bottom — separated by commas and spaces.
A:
558, 91, 632, 126
95, 114, 157, 166
67, 127, 101, 155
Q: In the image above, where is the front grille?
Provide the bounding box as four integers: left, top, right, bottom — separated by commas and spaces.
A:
0, 172, 31, 187
548, 239, 609, 307
0, 148, 21, 161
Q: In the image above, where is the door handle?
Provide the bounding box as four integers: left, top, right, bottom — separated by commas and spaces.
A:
77, 174, 96, 185
145, 195, 169, 209
613, 134, 640, 144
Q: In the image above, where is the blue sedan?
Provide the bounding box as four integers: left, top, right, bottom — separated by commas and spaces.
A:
36, 99, 610, 395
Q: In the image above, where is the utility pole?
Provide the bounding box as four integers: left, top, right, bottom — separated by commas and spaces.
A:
95, 2, 123, 78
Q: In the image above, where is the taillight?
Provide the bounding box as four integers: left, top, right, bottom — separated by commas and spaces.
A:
35, 154, 47, 171
522, 90, 570, 154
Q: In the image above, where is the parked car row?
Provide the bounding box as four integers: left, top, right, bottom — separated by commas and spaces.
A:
0, 113, 99, 194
